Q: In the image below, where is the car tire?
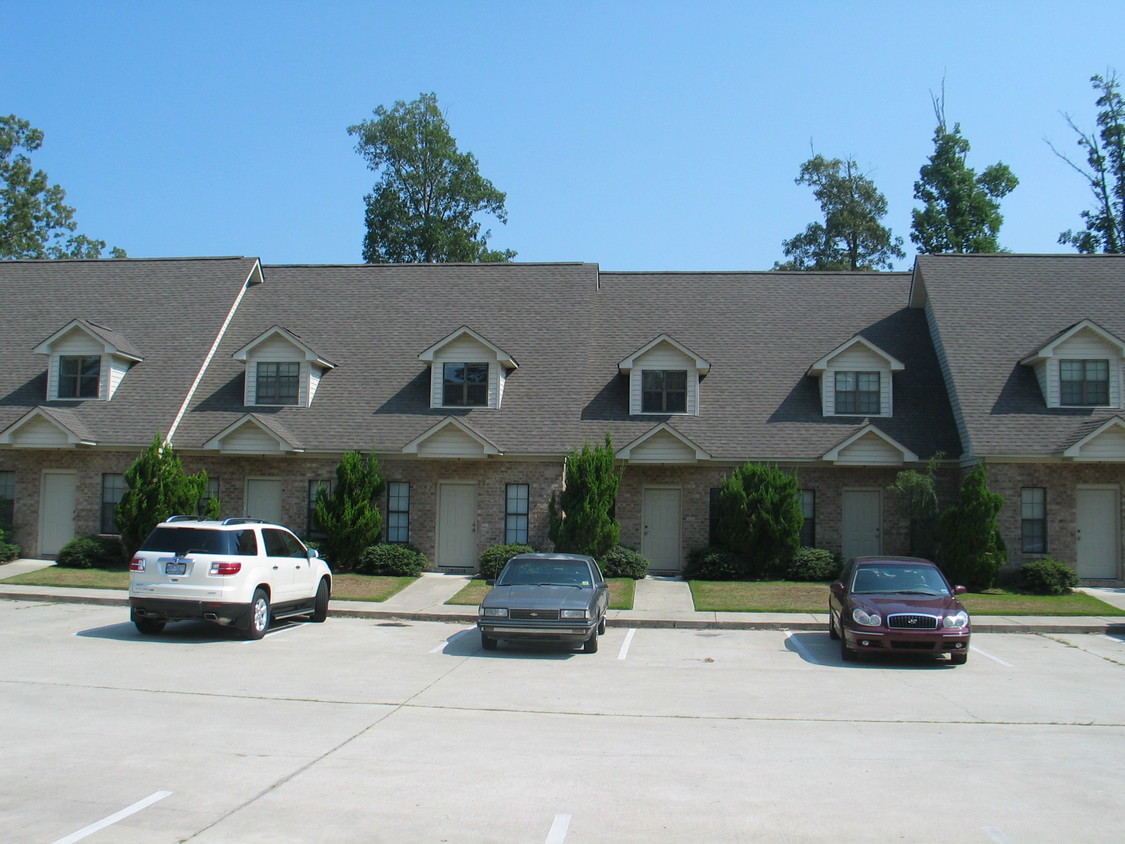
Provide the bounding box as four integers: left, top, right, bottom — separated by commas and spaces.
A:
481, 631, 498, 650
597, 615, 606, 635
583, 629, 600, 654
949, 650, 968, 665
310, 578, 330, 623
134, 616, 165, 635
828, 608, 839, 640
244, 588, 270, 640
840, 631, 857, 662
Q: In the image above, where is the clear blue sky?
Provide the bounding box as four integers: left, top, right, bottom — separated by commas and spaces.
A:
6, 1, 1123, 271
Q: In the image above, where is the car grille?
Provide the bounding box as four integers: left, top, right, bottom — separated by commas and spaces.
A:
510, 609, 560, 621
887, 614, 939, 630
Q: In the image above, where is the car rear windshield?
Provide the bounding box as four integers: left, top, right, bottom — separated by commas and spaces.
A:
140, 527, 255, 556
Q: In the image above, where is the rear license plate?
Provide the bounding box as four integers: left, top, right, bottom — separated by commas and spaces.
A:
165, 562, 187, 575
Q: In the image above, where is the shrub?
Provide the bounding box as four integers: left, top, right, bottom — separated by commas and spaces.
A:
683, 546, 744, 581
56, 535, 126, 570
786, 547, 841, 582
478, 544, 534, 580
716, 462, 802, 578
1020, 557, 1080, 595
315, 451, 386, 572
938, 463, 1005, 591
0, 527, 19, 563
548, 433, 622, 558
599, 545, 648, 579
358, 543, 427, 577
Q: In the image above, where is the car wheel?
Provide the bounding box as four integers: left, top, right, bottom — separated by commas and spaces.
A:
481, 631, 497, 650
840, 630, 857, 662
583, 629, 600, 654
949, 650, 968, 665
244, 588, 270, 640
310, 578, 330, 623
828, 608, 839, 640
134, 616, 165, 635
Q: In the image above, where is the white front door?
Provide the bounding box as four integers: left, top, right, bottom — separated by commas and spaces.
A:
842, 489, 882, 560
246, 478, 284, 525
39, 471, 77, 557
642, 487, 682, 572
437, 482, 477, 568
1076, 487, 1119, 579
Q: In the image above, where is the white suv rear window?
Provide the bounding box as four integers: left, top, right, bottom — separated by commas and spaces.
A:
141, 527, 258, 556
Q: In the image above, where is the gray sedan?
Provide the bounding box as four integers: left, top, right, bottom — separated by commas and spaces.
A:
477, 553, 609, 653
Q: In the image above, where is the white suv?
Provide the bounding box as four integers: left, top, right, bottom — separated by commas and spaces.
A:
128, 517, 332, 639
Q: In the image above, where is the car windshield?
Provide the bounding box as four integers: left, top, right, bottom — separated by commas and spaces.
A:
850, 565, 950, 596
497, 560, 592, 587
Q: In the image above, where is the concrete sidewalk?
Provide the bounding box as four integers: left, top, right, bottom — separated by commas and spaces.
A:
1, 558, 1123, 634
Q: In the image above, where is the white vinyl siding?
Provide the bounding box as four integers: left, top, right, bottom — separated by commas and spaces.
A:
430, 335, 501, 409
630, 343, 699, 415
244, 335, 309, 407
1032, 329, 1122, 408
46, 330, 124, 401
821, 344, 893, 417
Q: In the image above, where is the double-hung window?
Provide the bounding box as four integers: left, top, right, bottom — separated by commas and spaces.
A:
641, 370, 687, 413
59, 355, 100, 399
0, 471, 14, 529
387, 482, 410, 544
1021, 488, 1046, 554
257, 362, 299, 405
443, 363, 488, 407
1060, 360, 1109, 406
307, 480, 332, 537
799, 490, 815, 547
835, 371, 880, 414
101, 474, 126, 534
505, 484, 529, 545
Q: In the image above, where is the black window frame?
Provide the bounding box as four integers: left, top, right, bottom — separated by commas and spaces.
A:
256, 361, 300, 405
641, 369, 688, 413
58, 355, 100, 399
386, 482, 410, 544
1021, 487, 1047, 554
834, 371, 880, 415
442, 362, 489, 407
1060, 359, 1109, 406
505, 483, 530, 545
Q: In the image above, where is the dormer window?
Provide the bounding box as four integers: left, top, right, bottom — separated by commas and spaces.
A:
443, 362, 489, 407
1060, 359, 1109, 406
834, 371, 880, 415
642, 370, 687, 413
59, 355, 101, 399
256, 362, 300, 405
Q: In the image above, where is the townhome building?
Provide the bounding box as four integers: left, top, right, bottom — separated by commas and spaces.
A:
1, 253, 1122, 583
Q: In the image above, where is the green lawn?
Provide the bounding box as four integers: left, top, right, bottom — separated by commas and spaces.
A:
448, 577, 637, 610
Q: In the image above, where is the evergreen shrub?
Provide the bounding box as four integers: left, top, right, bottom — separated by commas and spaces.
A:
786, 547, 841, 582
478, 544, 534, 580
57, 535, 126, 570
683, 546, 744, 581
1020, 557, 1080, 595
359, 543, 427, 577
0, 527, 19, 563
599, 545, 648, 579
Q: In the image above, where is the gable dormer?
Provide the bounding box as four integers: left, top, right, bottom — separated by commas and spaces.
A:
233, 327, 335, 408
33, 319, 143, 402
807, 336, 904, 418
418, 327, 517, 410
618, 334, 710, 416
1020, 320, 1125, 409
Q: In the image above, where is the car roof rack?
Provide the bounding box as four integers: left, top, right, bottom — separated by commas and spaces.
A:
165, 515, 197, 522
221, 517, 267, 525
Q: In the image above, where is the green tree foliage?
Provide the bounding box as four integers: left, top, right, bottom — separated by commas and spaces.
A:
116, 435, 218, 558
1, 115, 125, 260
775, 153, 905, 271
548, 433, 622, 558
1051, 72, 1125, 253
888, 453, 943, 560
347, 93, 515, 263
716, 463, 803, 577
314, 451, 386, 571
911, 94, 1018, 254
938, 463, 1005, 592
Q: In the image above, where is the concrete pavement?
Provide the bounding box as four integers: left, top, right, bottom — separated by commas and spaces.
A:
1, 558, 1123, 634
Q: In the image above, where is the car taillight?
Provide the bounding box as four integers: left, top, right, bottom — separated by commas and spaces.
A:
129, 558, 146, 572
209, 561, 242, 576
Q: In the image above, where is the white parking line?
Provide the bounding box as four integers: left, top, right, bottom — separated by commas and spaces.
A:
617, 628, 636, 660
982, 826, 1013, 843
784, 631, 813, 662
52, 790, 172, 844
431, 628, 475, 653
545, 813, 571, 844
971, 645, 1013, 667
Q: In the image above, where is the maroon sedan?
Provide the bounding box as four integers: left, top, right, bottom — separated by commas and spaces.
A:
829, 556, 971, 665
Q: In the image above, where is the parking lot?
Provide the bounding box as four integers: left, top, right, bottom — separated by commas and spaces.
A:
1, 598, 1123, 843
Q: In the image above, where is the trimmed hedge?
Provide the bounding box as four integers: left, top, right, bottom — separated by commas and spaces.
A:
785, 547, 841, 582
683, 546, 744, 581
478, 544, 534, 580
1020, 557, 1080, 595
56, 535, 126, 570
0, 527, 19, 563
599, 545, 649, 579
359, 543, 427, 577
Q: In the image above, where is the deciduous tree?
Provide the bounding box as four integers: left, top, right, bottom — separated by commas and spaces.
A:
348, 93, 514, 263
775, 154, 905, 271
1, 114, 125, 260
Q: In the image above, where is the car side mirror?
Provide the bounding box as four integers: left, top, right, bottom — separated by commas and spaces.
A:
952, 585, 967, 595
308, 548, 319, 559
830, 581, 845, 595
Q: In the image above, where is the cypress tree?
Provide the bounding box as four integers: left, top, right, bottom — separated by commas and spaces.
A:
548, 433, 622, 558
314, 451, 385, 571
717, 463, 802, 578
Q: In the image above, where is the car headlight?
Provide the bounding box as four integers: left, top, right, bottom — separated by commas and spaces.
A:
560, 609, 589, 620
479, 607, 508, 618
852, 608, 882, 627
943, 610, 969, 629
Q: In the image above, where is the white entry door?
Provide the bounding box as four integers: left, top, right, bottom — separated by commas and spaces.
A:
1076, 487, 1119, 579
842, 489, 882, 560
39, 471, 77, 557
246, 478, 284, 525
642, 487, 682, 572
437, 482, 477, 568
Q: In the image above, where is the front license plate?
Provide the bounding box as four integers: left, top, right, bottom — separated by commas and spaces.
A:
165, 562, 187, 575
